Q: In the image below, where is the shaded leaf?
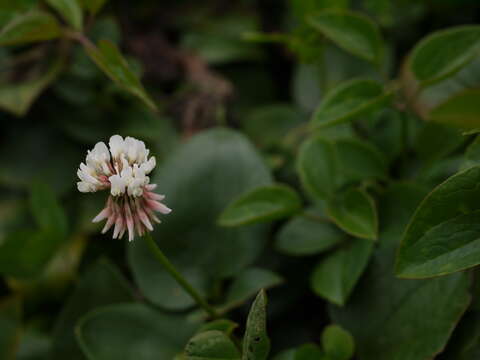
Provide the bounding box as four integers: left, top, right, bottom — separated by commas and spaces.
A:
242, 290, 270, 360
218, 185, 302, 227
80, 0, 108, 15
46, 0, 83, 30
321, 325, 354, 360
311, 239, 373, 305
0, 297, 21, 360
429, 89, 480, 129
197, 320, 238, 337
326, 188, 378, 240
185, 330, 241, 360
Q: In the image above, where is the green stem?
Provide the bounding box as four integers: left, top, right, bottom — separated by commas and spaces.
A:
143, 233, 219, 318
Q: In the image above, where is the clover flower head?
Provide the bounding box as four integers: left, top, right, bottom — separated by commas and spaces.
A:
77, 135, 171, 241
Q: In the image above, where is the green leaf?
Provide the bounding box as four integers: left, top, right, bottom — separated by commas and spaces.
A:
0, 59, 62, 117
409, 25, 480, 86
0, 297, 21, 360
331, 183, 471, 360
297, 137, 338, 201
396, 166, 480, 278
335, 138, 387, 184
311, 79, 390, 129
80, 0, 108, 15
295, 344, 325, 360
464, 135, 480, 168
307, 10, 384, 65
218, 185, 302, 227
30, 182, 67, 237
185, 330, 241, 360
0, 10, 61, 46
129, 128, 272, 310
76, 303, 199, 360
46, 0, 83, 30
275, 212, 345, 256
326, 188, 378, 240
51, 259, 135, 360
311, 239, 373, 305
223, 268, 283, 310
321, 325, 354, 360
83, 39, 157, 111
428, 89, 480, 129
242, 290, 270, 360
197, 320, 238, 337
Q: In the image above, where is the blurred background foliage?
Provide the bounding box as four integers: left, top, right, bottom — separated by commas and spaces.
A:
1, 0, 480, 359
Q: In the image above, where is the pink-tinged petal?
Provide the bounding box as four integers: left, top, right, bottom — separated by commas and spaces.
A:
124, 201, 135, 241
144, 206, 161, 223
92, 207, 110, 223
113, 216, 124, 239
147, 199, 172, 214
137, 208, 153, 231
101, 214, 116, 234
145, 184, 157, 191
144, 191, 165, 201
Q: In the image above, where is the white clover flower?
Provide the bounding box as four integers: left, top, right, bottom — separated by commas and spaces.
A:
77, 135, 171, 241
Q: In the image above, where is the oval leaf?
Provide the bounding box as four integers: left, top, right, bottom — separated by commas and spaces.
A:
397, 166, 480, 278
218, 184, 301, 227
428, 89, 480, 129
311, 79, 390, 129
409, 25, 480, 86
311, 239, 373, 306
321, 325, 355, 360
185, 330, 241, 360
307, 10, 384, 64
326, 188, 378, 240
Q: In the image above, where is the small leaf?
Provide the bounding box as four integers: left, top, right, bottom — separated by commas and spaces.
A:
335, 138, 387, 184
80, 0, 108, 15
185, 330, 241, 360
326, 188, 378, 240
428, 89, 480, 129
409, 25, 480, 86
0, 59, 62, 117
0, 10, 61, 46
307, 10, 384, 64
223, 268, 283, 310
197, 320, 238, 337
311, 239, 373, 305
321, 325, 355, 360
311, 79, 391, 129
396, 166, 480, 278
275, 212, 344, 256
46, 0, 83, 30
297, 137, 338, 201
242, 290, 270, 360
218, 184, 302, 227
83, 39, 157, 111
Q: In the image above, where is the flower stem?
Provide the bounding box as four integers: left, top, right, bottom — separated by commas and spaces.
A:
143, 233, 219, 318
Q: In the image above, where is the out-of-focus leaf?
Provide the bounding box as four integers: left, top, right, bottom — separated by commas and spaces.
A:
331, 183, 470, 360
335, 138, 387, 184
295, 344, 325, 360
129, 128, 272, 310
76, 303, 199, 360
218, 185, 302, 227
185, 330, 241, 360
0, 60, 62, 117
46, 0, 83, 30
311, 239, 373, 305
242, 290, 270, 360
275, 211, 344, 256
311, 79, 390, 129
83, 39, 157, 111
80, 0, 108, 15
428, 90, 480, 129
321, 325, 354, 360
464, 135, 480, 168
409, 26, 480, 86
326, 188, 377, 240
51, 259, 134, 360
0, 11, 61, 45
16, 327, 50, 360
30, 182, 67, 238
0, 297, 21, 360
307, 10, 384, 65
197, 320, 238, 336
223, 268, 283, 310
297, 137, 338, 201
396, 166, 480, 278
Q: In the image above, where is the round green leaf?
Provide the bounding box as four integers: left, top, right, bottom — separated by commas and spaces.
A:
297, 137, 338, 201
326, 188, 378, 240
311, 79, 391, 129
396, 166, 480, 278
307, 10, 384, 65
218, 184, 302, 227
321, 325, 354, 360
311, 239, 373, 306
409, 25, 480, 86
185, 330, 240, 360
76, 303, 198, 360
